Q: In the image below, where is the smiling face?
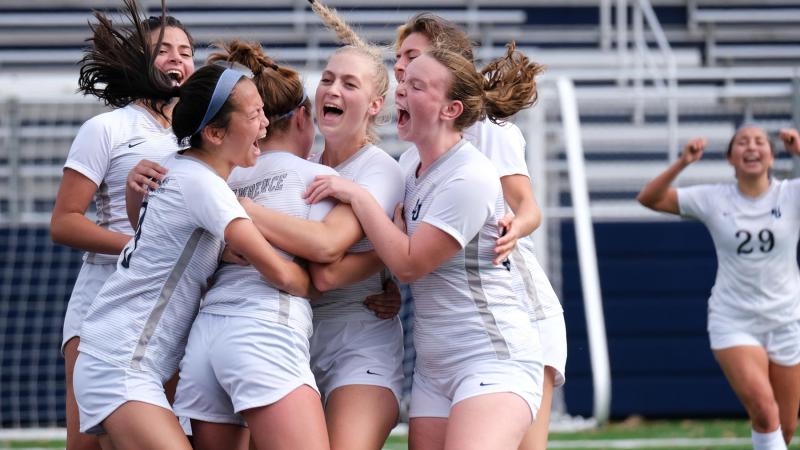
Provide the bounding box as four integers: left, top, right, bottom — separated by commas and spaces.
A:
394, 32, 432, 82
150, 26, 195, 86
395, 53, 454, 144
315, 49, 383, 146
220, 79, 268, 168
727, 127, 774, 179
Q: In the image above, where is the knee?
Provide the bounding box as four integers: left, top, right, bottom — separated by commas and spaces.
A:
748, 396, 780, 431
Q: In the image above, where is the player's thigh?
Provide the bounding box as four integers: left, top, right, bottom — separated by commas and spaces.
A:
445, 392, 531, 450
325, 384, 398, 450
64, 338, 101, 450
518, 366, 556, 450
713, 346, 777, 417
102, 401, 191, 450
243, 385, 328, 450
191, 420, 248, 450
409, 417, 447, 450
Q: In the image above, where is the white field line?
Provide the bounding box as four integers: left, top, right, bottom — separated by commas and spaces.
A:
549, 437, 753, 448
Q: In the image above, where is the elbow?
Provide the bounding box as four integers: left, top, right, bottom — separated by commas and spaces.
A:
274, 269, 304, 297
635, 190, 650, 207
394, 267, 420, 284
310, 267, 336, 292
311, 244, 345, 264
49, 218, 67, 245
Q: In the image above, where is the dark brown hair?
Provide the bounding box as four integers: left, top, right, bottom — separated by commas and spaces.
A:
77, 0, 191, 118
207, 40, 309, 140
172, 65, 243, 149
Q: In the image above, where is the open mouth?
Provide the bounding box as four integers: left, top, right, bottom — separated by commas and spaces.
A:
322, 103, 344, 118
166, 69, 184, 85
397, 106, 410, 127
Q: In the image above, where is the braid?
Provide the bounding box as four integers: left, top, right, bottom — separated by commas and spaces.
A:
307, 0, 367, 49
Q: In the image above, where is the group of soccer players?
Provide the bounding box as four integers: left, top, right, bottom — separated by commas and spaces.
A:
49, 0, 799, 449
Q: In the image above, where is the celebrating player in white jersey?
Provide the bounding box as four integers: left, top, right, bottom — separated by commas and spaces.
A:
638, 127, 800, 450
73, 62, 316, 449
391, 14, 566, 450
304, 45, 545, 450
173, 40, 331, 450
234, 4, 405, 449
50, 4, 195, 448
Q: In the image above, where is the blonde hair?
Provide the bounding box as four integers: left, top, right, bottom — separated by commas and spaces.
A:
429, 42, 544, 130
309, 0, 389, 143
207, 40, 309, 140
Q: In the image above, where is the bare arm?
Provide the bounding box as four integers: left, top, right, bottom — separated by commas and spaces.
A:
637, 138, 705, 214
242, 199, 363, 263
51, 168, 131, 254
224, 218, 317, 299
493, 174, 542, 264
309, 251, 385, 292
305, 176, 461, 283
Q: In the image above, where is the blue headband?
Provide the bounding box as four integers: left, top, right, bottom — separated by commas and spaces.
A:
275, 93, 308, 122
193, 68, 246, 135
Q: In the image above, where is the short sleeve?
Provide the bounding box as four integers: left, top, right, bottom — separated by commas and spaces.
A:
677, 184, 717, 221
783, 178, 800, 213
183, 174, 249, 241
422, 170, 499, 248
64, 115, 113, 187
306, 165, 339, 222
467, 121, 530, 178
355, 155, 405, 218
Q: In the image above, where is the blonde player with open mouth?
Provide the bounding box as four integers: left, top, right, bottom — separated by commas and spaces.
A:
638, 126, 800, 450
172, 41, 332, 450
303, 45, 544, 449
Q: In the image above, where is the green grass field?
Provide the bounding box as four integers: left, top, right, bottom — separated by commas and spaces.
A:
3, 419, 792, 450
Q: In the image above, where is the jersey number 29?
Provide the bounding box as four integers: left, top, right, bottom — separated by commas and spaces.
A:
735, 228, 774, 255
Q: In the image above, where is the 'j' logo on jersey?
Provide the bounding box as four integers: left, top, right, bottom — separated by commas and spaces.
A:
411, 198, 422, 221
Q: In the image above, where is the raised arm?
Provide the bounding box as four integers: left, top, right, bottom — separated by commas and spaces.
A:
51, 169, 131, 254
637, 138, 706, 214
779, 128, 800, 156
224, 218, 317, 299
241, 199, 363, 263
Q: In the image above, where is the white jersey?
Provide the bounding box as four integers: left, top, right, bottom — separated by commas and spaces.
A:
200, 151, 337, 336
78, 153, 248, 381
64, 104, 180, 264
463, 120, 563, 321
398, 139, 539, 377
309, 144, 405, 321
678, 179, 800, 333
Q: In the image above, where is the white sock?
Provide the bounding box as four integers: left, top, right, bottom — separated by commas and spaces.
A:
751, 427, 787, 450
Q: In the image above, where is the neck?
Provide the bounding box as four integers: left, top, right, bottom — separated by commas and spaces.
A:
321, 133, 367, 167
183, 147, 233, 180
136, 99, 175, 128
737, 174, 770, 198
416, 128, 462, 175
259, 134, 306, 159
